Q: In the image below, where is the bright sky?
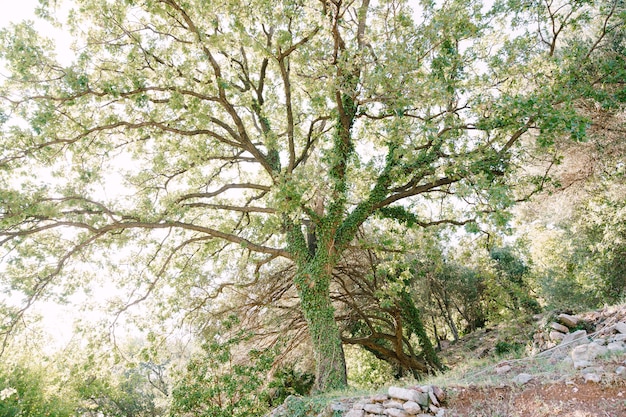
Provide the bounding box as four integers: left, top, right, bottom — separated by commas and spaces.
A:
1, 1, 43, 27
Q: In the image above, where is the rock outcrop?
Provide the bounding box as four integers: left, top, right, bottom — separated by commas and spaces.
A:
532, 307, 626, 384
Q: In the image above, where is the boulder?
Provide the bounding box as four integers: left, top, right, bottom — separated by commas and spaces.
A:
415, 391, 430, 408
611, 334, 626, 342
608, 341, 626, 353
573, 360, 594, 369
571, 342, 608, 362
428, 390, 440, 407
432, 385, 446, 403
593, 337, 608, 346
328, 401, 351, 414
580, 366, 604, 374
432, 386, 446, 403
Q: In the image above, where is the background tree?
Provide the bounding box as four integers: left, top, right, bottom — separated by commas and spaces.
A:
0, 361, 75, 417
0, 0, 621, 391
511, 0, 626, 311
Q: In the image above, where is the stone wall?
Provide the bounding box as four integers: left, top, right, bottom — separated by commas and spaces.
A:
343, 385, 446, 417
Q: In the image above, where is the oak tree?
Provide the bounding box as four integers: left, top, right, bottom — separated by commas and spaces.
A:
1, 0, 621, 391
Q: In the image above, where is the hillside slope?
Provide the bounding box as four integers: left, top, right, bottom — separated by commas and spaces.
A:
269, 304, 626, 417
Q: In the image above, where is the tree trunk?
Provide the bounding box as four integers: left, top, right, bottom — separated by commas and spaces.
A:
435, 295, 459, 341
398, 292, 443, 372
294, 265, 347, 392
345, 337, 430, 375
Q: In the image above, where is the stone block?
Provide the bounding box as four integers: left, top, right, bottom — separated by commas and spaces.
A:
561, 329, 588, 346
402, 401, 421, 414
345, 410, 365, 417
383, 400, 404, 410
428, 390, 439, 406
364, 404, 385, 414
372, 394, 390, 402
615, 322, 626, 334
558, 313, 579, 328
432, 385, 446, 403
513, 373, 533, 384
549, 330, 565, 341
388, 387, 419, 402
608, 341, 626, 353
550, 322, 570, 333
496, 365, 512, 374
583, 373, 601, 383
384, 408, 410, 417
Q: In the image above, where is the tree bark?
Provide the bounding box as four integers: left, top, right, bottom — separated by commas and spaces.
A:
294, 265, 347, 392
398, 291, 443, 372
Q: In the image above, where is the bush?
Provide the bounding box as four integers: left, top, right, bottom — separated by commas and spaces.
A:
494, 341, 523, 357
0, 363, 74, 417
169, 330, 275, 417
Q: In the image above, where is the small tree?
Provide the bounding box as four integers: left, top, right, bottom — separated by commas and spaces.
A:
170, 325, 275, 417
0, 362, 75, 417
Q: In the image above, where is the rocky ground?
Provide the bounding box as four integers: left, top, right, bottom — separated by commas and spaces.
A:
269, 304, 626, 417
446, 379, 625, 416
441, 304, 626, 416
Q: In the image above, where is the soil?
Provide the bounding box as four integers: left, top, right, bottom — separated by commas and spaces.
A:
445, 380, 626, 416
437, 304, 626, 417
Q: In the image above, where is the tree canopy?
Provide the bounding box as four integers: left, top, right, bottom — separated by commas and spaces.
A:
0, 0, 623, 392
